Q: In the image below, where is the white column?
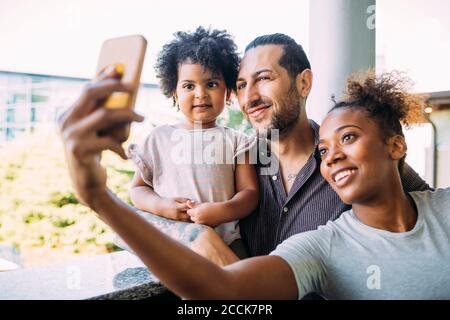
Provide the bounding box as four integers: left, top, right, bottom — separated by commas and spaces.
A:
307, 0, 376, 123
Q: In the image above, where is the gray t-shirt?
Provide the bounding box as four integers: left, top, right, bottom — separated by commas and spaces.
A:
128, 124, 254, 245
271, 188, 450, 299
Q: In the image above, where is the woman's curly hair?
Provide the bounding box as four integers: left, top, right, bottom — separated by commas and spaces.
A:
330, 70, 428, 170
155, 26, 240, 104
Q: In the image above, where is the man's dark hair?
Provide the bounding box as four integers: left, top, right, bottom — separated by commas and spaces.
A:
155, 26, 239, 99
245, 33, 311, 80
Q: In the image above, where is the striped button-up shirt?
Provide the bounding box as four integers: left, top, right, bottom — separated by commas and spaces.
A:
240, 120, 430, 256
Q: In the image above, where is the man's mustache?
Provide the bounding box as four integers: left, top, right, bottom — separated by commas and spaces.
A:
246, 99, 272, 112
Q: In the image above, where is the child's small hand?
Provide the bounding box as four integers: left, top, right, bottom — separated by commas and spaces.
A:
158, 197, 191, 222
186, 201, 223, 227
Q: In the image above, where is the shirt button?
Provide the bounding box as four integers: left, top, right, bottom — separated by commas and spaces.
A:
283, 207, 288, 213
272, 175, 277, 181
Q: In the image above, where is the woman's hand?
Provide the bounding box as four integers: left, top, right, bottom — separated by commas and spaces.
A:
57, 68, 144, 208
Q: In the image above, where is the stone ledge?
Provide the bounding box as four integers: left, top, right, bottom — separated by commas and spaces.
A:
0, 250, 166, 300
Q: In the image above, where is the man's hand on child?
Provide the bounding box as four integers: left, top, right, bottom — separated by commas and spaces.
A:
186, 200, 224, 227
157, 197, 191, 222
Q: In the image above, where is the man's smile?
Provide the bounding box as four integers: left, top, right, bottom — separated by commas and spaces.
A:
247, 104, 271, 119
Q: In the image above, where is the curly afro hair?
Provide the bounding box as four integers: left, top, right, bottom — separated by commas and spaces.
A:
330, 70, 428, 170
155, 26, 240, 103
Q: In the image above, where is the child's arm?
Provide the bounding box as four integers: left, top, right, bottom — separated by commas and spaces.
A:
187, 151, 259, 227
130, 172, 191, 222
130, 172, 240, 266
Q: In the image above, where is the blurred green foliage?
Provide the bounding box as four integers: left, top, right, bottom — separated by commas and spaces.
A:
0, 129, 133, 266
218, 107, 253, 134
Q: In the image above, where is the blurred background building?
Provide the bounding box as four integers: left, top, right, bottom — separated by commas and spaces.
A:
0, 70, 174, 145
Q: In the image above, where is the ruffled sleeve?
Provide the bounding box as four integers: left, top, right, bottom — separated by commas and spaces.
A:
127, 135, 154, 187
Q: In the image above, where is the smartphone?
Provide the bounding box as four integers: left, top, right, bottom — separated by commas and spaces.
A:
95, 35, 147, 141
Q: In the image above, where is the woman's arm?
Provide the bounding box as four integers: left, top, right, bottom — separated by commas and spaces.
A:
93, 189, 296, 299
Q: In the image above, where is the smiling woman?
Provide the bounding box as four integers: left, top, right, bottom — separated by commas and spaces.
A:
319, 71, 427, 207
270, 71, 450, 299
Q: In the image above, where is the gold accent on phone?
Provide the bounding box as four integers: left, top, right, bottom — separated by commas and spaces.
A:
96, 35, 147, 110
102, 63, 130, 109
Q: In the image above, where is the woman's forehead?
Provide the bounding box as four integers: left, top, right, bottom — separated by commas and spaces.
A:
319, 108, 373, 137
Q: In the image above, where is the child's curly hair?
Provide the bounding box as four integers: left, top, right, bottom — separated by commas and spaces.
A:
155, 26, 240, 104
330, 70, 428, 170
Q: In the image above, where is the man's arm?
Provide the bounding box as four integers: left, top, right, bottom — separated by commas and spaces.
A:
128, 172, 240, 265
123, 207, 240, 267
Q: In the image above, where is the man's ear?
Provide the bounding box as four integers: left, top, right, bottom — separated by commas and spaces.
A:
296, 69, 313, 98
388, 135, 407, 161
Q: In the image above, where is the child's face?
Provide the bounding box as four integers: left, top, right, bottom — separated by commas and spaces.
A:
174, 63, 229, 128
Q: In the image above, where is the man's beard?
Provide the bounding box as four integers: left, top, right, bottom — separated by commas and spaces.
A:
268, 84, 302, 138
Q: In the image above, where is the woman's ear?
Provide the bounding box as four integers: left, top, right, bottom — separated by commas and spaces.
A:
296, 69, 313, 98
388, 135, 407, 161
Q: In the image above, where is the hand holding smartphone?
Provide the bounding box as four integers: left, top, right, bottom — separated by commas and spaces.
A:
95, 35, 147, 141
